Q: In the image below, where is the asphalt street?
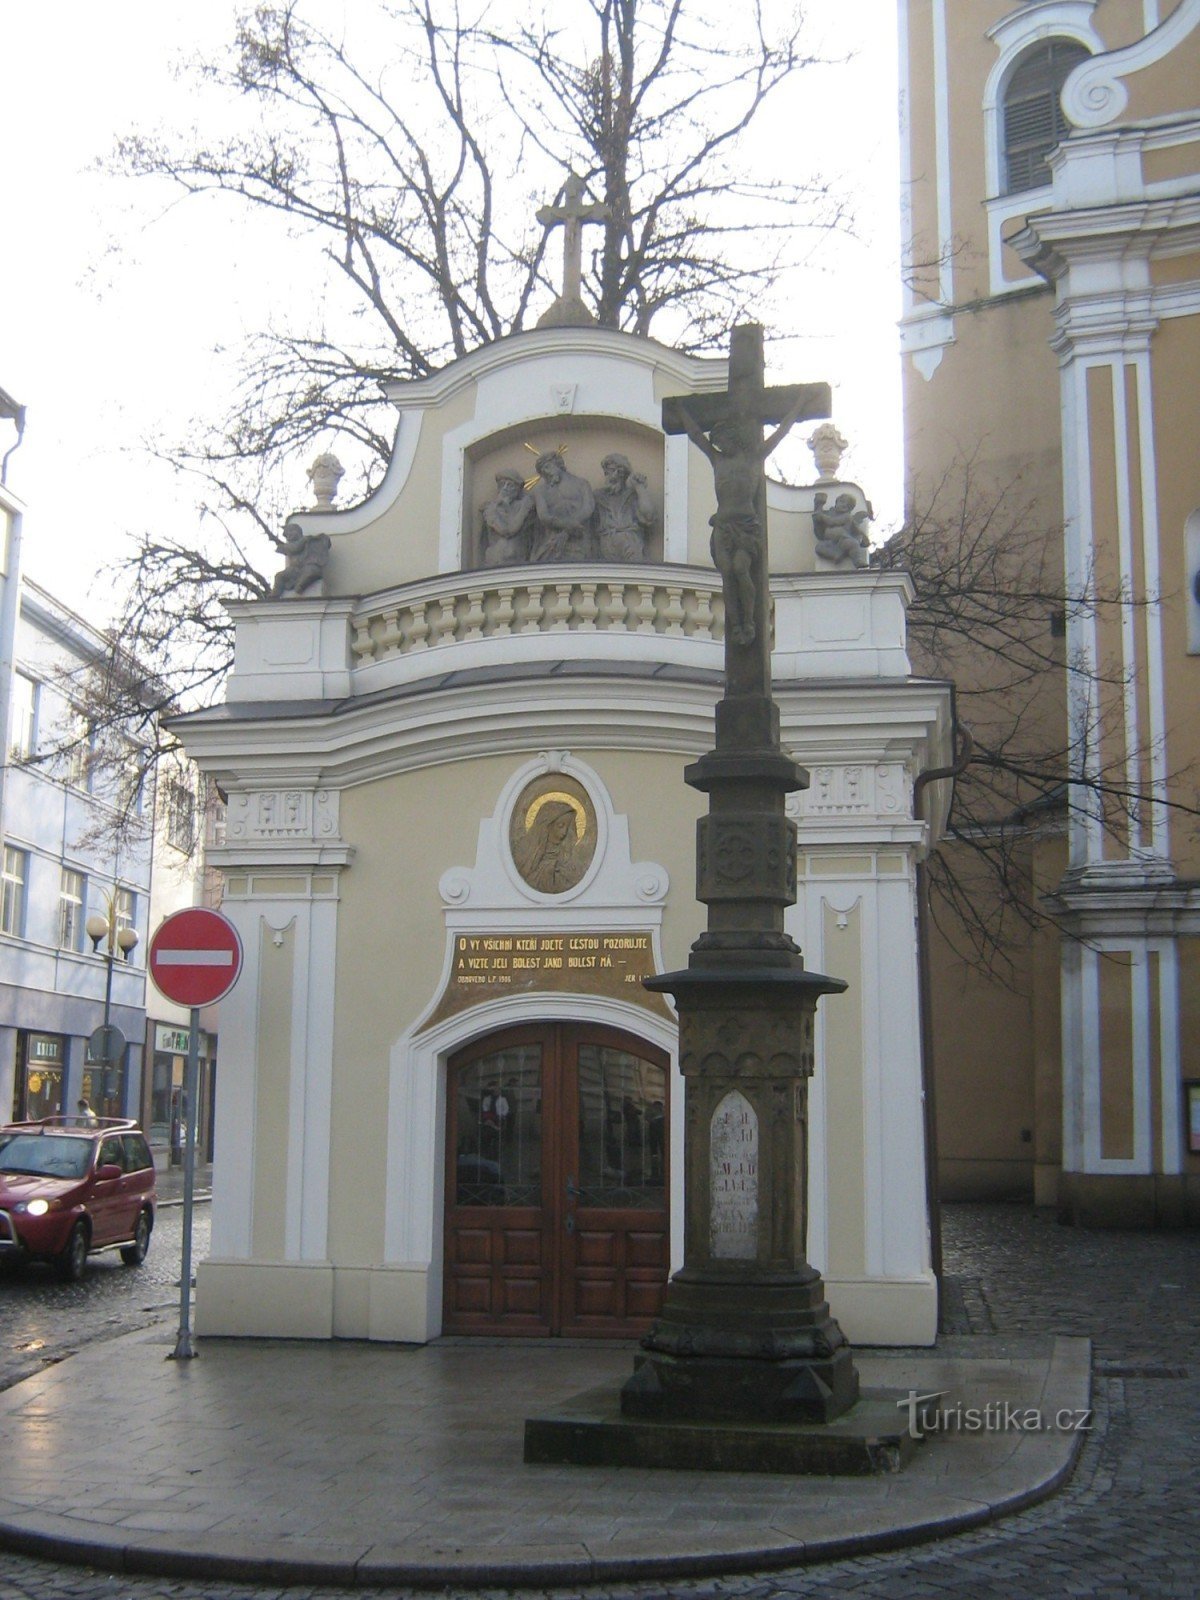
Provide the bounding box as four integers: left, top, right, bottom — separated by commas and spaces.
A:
0, 1202, 1195, 1600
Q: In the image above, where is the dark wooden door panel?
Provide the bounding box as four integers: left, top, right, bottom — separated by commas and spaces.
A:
445, 1023, 669, 1337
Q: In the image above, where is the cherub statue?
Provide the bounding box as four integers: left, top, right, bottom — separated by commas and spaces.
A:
270, 523, 332, 598
811, 492, 872, 569
480, 469, 534, 566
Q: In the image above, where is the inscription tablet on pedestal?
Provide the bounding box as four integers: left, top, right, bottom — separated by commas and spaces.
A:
710, 1089, 758, 1259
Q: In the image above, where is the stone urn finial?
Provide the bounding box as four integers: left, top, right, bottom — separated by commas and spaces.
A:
307, 451, 344, 509
808, 422, 848, 482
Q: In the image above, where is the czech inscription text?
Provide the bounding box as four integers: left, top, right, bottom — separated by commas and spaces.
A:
419, 929, 670, 1032
710, 1089, 759, 1260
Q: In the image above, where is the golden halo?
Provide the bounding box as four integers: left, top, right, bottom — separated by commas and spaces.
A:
522, 441, 568, 492
524, 790, 587, 841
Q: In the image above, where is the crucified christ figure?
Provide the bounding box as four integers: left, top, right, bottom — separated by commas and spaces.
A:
673, 400, 813, 647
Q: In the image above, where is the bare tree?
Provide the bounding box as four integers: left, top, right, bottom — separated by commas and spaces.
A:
115, 0, 839, 508
83, 0, 845, 784
883, 460, 1194, 978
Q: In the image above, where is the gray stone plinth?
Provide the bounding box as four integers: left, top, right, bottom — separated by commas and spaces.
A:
525, 1384, 931, 1475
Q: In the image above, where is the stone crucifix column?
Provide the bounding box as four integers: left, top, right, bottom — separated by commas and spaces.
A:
622, 323, 859, 1426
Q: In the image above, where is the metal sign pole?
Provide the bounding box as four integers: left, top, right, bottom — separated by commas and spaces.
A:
169, 1005, 201, 1361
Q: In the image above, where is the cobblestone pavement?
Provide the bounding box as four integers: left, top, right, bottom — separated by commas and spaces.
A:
0, 1205, 212, 1394
0, 1202, 1195, 1600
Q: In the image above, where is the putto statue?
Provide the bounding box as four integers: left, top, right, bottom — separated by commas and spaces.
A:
480, 469, 534, 566
270, 522, 332, 598
812, 491, 872, 569
528, 449, 596, 562
594, 452, 654, 561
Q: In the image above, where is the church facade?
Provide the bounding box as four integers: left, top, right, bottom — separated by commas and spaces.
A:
899, 0, 1200, 1221
177, 325, 953, 1346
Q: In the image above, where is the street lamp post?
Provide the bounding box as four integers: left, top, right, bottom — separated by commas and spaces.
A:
86, 890, 138, 1115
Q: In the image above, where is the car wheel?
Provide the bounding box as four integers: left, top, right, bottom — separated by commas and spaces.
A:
55, 1222, 89, 1283
120, 1210, 152, 1267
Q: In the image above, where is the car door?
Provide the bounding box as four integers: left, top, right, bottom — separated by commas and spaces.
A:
89, 1134, 126, 1245
121, 1134, 155, 1226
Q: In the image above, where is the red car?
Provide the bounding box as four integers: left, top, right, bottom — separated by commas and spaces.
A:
0, 1116, 156, 1281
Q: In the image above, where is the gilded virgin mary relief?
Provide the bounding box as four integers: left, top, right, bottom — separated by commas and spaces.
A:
508, 774, 598, 895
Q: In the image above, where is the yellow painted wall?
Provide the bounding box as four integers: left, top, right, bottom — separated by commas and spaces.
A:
326, 749, 706, 1268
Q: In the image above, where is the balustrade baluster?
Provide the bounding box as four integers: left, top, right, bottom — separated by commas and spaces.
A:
549, 583, 574, 631
463, 590, 486, 641
602, 584, 627, 630
407, 600, 430, 651
351, 616, 376, 661
432, 594, 459, 645
518, 585, 545, 633
693, 587, 715, 640
492, 587, 515, 636
378, 608, 403, 656
576, 582, 599, 631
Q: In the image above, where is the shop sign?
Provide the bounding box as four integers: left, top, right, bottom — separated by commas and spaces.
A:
156, 1026, 193, 1055
28, 1033, 64, 1065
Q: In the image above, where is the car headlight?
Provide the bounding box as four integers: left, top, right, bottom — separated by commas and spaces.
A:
20, 1199, 51, 1216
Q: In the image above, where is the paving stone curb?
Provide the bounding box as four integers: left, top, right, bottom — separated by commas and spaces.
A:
0, 1331, 1090, 1590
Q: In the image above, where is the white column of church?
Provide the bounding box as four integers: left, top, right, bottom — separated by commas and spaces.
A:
283, 880, 340, 1262
207, 893, 261, 1260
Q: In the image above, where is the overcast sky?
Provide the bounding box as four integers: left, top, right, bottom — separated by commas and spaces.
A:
0, 2, 902, 616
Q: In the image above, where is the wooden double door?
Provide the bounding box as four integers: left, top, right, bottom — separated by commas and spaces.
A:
444, 1023, 670, 1336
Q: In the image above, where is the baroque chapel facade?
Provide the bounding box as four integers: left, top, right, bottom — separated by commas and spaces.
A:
176, 321, 954, 1348
899, 0, 1200, 1221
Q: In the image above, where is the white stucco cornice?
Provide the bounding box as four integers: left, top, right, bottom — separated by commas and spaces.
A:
1009, 191, 1200, 282
378, 326, 730, 408
174, 671, 951, 797
1062, 0, 1200, 129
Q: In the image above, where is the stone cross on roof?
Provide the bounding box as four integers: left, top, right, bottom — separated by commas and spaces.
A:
536, 172, 609, 329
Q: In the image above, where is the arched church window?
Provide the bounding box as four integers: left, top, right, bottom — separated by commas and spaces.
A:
1002, 39, 1090, 194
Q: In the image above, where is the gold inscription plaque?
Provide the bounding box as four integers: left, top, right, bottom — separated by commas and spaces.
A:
509, 775, 598, 895
418, 930, 672, 1032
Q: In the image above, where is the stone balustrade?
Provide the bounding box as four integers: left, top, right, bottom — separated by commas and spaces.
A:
224, 567, 912, 704
348, 564, 727, 665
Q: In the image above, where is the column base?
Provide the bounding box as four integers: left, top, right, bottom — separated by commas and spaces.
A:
621, 1270, 859, 1424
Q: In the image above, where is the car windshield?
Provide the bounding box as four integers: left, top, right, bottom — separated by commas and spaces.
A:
0, 1134, 92, 1179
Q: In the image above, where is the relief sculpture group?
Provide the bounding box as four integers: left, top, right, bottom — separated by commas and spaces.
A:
480, 449, 654, 567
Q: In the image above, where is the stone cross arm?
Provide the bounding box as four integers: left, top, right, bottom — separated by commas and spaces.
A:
537, 172, 609, 304
661, 382, 831, 437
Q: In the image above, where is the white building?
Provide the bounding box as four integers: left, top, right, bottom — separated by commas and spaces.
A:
0, 550, 153, 1122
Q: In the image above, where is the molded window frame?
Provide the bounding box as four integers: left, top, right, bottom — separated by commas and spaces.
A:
982, 3, 1103, 297
1, 845, 28, 937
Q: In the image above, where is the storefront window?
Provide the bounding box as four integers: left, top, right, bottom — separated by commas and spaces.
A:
16, 1032, 64, 1121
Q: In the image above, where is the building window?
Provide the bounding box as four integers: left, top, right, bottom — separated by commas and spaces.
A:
59, 868, 86, 951
1, 846, 28, 936
9, 672, 38, 760
1002, 39, 1090, 194
164, 777, 196, 852
114, 886, 137, 953
66, 719, 95, 791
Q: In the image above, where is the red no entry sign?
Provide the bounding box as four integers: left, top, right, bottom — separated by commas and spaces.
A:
149, 908, 243, 1008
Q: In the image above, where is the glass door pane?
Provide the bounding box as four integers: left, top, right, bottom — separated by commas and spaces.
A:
454, 1044, 542, 1206
575, 1044, 666, 1209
